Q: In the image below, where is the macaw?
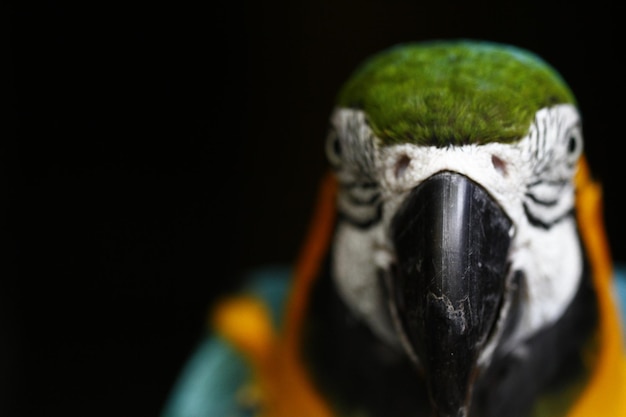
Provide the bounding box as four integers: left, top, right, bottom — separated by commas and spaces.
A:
161, 40, 626, 417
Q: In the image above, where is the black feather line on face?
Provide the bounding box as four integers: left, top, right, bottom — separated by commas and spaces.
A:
341, 180, 379, 189
346, 191, 381, 206
524, 192, 560, 207
337, 202, 383, 229
522, 203, 574, 229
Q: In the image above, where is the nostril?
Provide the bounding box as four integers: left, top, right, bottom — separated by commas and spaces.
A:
491, 155, 507, 176
395, 154, 411, 179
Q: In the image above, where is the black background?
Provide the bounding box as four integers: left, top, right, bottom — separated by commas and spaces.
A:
6, 1, 625, 416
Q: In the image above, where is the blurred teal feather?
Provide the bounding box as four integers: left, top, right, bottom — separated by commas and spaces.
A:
161, 266, 292, 417
614, 263, 626, 336
161, 335, 252, 417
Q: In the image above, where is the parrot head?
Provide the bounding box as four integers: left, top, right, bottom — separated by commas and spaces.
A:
306, 40, 598, 417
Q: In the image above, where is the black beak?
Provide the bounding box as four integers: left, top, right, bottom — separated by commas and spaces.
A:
391, 171, 513, 417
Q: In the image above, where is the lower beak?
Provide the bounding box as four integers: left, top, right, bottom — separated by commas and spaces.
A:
391, 171, 513, 417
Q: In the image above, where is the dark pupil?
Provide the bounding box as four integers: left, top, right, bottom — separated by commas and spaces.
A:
567, 136, 577, 154
333, 136, 342, 156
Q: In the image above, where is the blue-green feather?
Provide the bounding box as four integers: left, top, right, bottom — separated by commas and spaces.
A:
161, 266, 292, 417
161, 335, 253, 417
614, 264, 626, 337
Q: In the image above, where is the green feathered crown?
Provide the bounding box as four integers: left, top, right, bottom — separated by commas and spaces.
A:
336, 40, 576, 146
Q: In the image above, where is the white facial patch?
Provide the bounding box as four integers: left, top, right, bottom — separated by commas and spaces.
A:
329, 104, 584, 352
332, 221, 399, 345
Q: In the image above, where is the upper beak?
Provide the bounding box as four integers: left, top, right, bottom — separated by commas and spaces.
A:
390, 171, 513, 417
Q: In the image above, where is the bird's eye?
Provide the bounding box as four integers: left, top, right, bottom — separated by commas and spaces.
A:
325, 130, 343, 167
567, 135, 578, 154
564, 128, 583, 165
